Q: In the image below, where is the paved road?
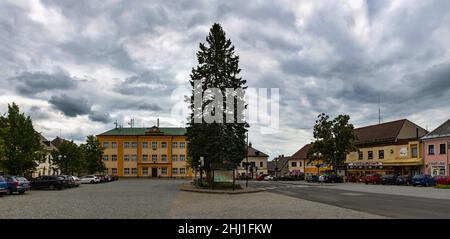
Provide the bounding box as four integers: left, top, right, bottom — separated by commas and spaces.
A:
249, 181, 450, 219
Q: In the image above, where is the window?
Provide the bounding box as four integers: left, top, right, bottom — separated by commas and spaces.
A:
111, 168, 117, 175
368, 151, 373, 160
440, 144, 446, 154
172, 155, 178, 161
112, 155, 117, 161
162, 155, 167, 161
172, 142, 178, 148
124, 154, 130, 161
142, 167, 148, 175
379, 150, 384, 159
358, 151, 363, 160
152, 142, 157, 149
180, 155, 185, 161
131, 154, 137, 161
142, 154, 148, 161
103, 155, 109, 161
161, 142, 167, 148
131, 142, 137, 148
124, 142, 130, 148
260, 161, 264, 167
103, 142, 109, 148
411, 145, 418, 158
112, 142, 117, 148
142, 142, 148, 148
173, 168, 178, 174
429, 145, 435, 155
291, 162, 297, 167
180, 168, 186, 174
152, 155, 157, 161
299, 161, 303, 167
161, 168, 167, 175
124, 168, 130, 175
104, 168, 109, 174
131, 168, 137, 175
180, 142, 185, 148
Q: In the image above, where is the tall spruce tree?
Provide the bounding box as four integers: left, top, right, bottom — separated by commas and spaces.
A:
80, 135, 105, 174
0, 103, 42, 176
186, 23, 248, 182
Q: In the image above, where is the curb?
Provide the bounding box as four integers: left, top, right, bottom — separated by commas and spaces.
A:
179, 184, 265, 194
280, 181, 337, 187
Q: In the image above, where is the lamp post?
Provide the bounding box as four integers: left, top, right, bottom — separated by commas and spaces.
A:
246, 132, 249, 188
313, 152, 322, 176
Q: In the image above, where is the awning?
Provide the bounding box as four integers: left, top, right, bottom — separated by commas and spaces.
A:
382, 158, 423, 166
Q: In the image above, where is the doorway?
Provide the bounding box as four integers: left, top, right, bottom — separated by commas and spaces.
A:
152, 168, 158, 177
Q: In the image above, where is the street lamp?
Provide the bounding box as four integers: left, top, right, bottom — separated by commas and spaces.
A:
313, 152, 322, 176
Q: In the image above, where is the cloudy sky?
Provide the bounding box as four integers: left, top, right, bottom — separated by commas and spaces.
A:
1, 0, 450, 159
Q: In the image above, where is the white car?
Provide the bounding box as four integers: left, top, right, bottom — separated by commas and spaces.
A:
318, 175, 326, 182
264, 175, 274, 181
80, 175, 100, 184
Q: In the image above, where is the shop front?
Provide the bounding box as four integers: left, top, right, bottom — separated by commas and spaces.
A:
347, 162, 387, 179
427, 161, 447, 176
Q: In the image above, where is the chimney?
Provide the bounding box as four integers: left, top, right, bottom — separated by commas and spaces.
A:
157, 118, 159, 128
416, 128, 419, 139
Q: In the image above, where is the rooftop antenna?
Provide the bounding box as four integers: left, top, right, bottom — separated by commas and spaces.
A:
128, 118, 135, 128
378, 94, 382, 124
114, 120, 118, 129
157, 118, 159, 127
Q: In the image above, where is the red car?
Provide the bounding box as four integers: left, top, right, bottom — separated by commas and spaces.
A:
364, 174, 381, 184
256, 174, 270, 181
435, 176, 450, 185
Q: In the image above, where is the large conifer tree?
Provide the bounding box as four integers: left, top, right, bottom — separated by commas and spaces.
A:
186, 23, 248, 182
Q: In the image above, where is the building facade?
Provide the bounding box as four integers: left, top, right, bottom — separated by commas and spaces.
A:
290, 144, 331, 176
346, 119, 428, 178
236, 144, 268, 179
33, 135, 60, 178
97, 126, 192, 178
422, 119, 450, 176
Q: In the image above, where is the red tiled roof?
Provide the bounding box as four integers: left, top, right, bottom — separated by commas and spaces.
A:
354, 119, 406, 145
290, 144, 311, 160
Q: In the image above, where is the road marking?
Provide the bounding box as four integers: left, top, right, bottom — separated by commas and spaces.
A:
340, 192, 364, 196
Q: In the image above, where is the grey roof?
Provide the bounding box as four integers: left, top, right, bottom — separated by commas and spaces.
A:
422, 119, 450, 140
247, 146, 269, 157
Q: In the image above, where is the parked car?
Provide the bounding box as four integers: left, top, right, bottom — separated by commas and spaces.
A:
306, 175, 319, 183
95, 175, 108, 183
412, 174, 436, 187
395, 175, 411, 185
346, 175, 360, 183
30, 176, 67, 190
109, 175, 119, 181
70, 176, 81, 187
4, 175, 30, 194
381, 174, 398, 185
323, 174, 344, 183
58, 175, 75, 188
0, 176, 8, 197
434, 176, 450, 185
256, 174, 269, 181
364, 174, 381, 184
80, 175, 100, 184
263, 175, 274, 181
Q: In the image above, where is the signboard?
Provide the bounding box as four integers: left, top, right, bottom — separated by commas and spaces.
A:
429, 161, 445, 166
400, 147, 408, 157
213, 170, 234, 183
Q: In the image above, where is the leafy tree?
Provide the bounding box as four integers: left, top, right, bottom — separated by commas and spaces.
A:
51, 140, 83, 175
186, 23, 248, 184
0, 103, 42, 176
80, 135, 105, 174
307, 113, 357, 169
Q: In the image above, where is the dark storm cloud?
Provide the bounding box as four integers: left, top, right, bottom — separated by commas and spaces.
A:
114, 71, 173, 96
11, 71, 77, 96
49, 94, 91, 117
88, 111, 112, 123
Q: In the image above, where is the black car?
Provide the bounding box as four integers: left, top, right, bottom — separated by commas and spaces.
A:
58, 175, 75, 188
4, 175, 30, 194
31, 176, 67, 190
395, 175, 411, 185
381, 174, 398, 185
306, 175, 319, 183
323, 174, 344, 183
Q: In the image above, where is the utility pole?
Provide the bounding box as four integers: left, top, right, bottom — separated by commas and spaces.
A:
246, 132, 249, 188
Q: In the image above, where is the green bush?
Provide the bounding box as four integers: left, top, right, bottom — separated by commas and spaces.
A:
434, 184, 450, 189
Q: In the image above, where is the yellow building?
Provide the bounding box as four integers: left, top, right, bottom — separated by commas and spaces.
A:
290, 144, 331, 176
346, 119, 428, 177
96, 126, 192, 178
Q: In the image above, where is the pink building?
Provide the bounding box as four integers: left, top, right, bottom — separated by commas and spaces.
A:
422, 119, 450, 176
